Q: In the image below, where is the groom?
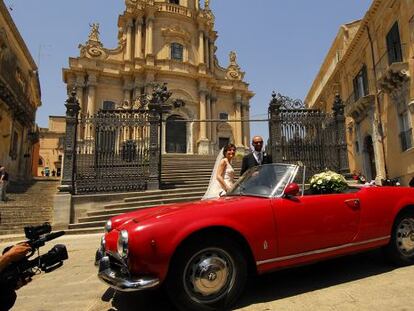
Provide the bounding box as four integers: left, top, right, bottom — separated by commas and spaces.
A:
240, 136, 272, 176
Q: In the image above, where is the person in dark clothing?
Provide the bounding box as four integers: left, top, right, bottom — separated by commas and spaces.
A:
240, 136, 272, 176
0, 165, 9, 202
0, 243, 31, 311
409, 176, 414, 187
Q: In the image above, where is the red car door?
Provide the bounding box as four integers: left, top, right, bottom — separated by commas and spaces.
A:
272, 193, 361, 257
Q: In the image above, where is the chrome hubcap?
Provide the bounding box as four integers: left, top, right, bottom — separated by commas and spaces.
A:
396, 218, 414, 255
184, 248, 235, 303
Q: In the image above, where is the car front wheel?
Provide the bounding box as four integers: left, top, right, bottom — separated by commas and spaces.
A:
166, 237, 247, 311
385, 210, 414, 266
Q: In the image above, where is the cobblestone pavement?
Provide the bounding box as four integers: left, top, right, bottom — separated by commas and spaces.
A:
2, 233, 414, 311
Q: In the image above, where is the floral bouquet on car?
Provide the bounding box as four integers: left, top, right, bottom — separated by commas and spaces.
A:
310, 170, 348, 194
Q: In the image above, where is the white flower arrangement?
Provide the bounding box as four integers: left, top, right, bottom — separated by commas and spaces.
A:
309, 170, 348, 194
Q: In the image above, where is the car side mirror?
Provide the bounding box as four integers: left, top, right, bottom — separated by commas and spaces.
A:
284, 183, 300, 197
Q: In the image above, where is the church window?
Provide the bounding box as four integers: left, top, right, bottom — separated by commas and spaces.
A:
386, 22, 403, 65
102, 101, 116, 110
169, 0, 180, 4
353, 65, 369, 101
171, 43, 183, 61
219, 112, 228, 120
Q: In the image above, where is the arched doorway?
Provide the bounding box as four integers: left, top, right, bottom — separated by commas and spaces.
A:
364, 135, 376, 181
166, 115, 187, 153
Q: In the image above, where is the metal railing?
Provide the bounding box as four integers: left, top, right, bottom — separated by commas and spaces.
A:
158, 3, 193, 18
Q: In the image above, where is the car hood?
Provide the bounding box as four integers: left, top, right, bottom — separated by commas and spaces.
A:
112, 196, 251, 228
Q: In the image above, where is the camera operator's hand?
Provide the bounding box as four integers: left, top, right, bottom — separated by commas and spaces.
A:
0, 243, 31, 273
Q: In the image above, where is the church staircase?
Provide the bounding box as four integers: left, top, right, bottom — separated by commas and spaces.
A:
67, 154, 242, 234
0, 178, 59, 236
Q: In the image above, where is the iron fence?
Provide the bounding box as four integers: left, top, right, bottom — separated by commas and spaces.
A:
268, 92, 348, 179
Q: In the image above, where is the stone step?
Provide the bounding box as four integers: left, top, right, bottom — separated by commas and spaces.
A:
87, 200, 191, 217
64, 227, 104, 235
123, 190, 205, 203
68, 220, 106, 230
103, 195, 201, 210
161, 183, 208, 190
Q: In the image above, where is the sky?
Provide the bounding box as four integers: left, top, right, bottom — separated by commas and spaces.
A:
4, 0, 372, 140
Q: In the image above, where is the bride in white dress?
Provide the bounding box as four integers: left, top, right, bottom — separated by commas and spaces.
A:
202, 144, 236, 199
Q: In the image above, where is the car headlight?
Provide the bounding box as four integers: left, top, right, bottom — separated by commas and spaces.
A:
117, 230, 129, 259
105, 220, 112, 232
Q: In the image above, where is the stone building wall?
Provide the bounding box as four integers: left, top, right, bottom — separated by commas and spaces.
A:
306, 0, 414, 186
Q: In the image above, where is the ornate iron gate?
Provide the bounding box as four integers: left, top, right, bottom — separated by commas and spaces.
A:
74, 110, 152, 193
60, 83, 172, 194
268, 92, 348, 179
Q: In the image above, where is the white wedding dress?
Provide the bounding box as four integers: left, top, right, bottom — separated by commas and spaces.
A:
202, 150, 235, 200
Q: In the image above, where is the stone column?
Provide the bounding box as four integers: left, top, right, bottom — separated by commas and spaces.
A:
126, 19, 133, 61
371, 112, 386, 183
85, 74, 97, 139
242, 102, 250, 148
134, 17, 143, 59
204, 36, 209, 68
75, 75, 85, 140
199, 91, 207, 139
211, 96, 217, 152
86, 74, 97, 115
198, 31, 205, 65
198, 90, 209, 154
209, 41, 215, 73
206, 94, 211, 141
123, 86, 131, 109
75, 75, 85, 109
234, 100, 242, 147
145, 17, 154, 56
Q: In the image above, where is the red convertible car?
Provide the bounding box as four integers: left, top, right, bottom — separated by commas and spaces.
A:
96, 164, 414, 311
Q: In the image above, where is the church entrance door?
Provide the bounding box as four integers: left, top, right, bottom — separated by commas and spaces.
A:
166, 115, 187, 153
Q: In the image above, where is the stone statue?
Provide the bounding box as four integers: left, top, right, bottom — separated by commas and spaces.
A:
229, 51, 237, 64
88, 23, 100, 42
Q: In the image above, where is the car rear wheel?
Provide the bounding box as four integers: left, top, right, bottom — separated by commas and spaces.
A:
166, 237, 247, 311
385, 210, 414, 266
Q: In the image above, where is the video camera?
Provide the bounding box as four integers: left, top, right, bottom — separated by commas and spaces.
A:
0, 223, 68, 289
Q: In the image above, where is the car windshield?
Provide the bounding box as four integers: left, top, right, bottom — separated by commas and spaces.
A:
227, 164, 298, 198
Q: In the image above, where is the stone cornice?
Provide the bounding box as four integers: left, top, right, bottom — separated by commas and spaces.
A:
305, 0, 383, 107
0, 1, 37, 70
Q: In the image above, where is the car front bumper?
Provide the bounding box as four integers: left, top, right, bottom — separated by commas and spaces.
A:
96, 249, 160, 292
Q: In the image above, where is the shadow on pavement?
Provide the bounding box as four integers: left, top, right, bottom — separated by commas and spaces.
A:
103, 249, 394, 311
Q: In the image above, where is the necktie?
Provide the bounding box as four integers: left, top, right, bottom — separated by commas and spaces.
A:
257, 153, 262, 164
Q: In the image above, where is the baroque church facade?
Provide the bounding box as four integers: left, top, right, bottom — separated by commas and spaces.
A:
63, 0, 253, 155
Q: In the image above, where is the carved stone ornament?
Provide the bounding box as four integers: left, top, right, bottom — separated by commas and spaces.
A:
125, 0, 155, 13
79, 23, 126, 60
226, 51, 244, 81
378, 63, 410, 94
161, 25, 191, 43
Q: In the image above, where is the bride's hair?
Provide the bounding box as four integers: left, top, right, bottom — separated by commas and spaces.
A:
223, 143, 236, 156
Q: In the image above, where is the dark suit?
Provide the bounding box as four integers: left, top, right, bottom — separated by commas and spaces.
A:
240, 152, 272, 176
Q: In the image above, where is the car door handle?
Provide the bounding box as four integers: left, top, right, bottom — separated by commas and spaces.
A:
344, 199, 360, 210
